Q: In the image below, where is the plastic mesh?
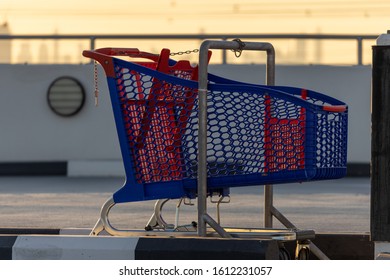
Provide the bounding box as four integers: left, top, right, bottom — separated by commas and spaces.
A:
182, 90, 309, 179
116, 65, 196, 183
315, 112, 348, 170
113, 62, 347, 185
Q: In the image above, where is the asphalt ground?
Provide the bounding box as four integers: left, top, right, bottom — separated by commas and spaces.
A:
0, 176, 370, 233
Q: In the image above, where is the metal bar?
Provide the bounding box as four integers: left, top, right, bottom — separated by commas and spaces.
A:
271, 207, 329, 260
222, 49, 227, 65
222, 37, 228, 65
198, 41, 212, 237
357, 37, 363, 65
203, 213, 232, 238
0, 33, 377, 65
270, 206, 296, 229
265, 46, 276, 85
263, 43, 275, 228
90, 36, 96, 51
264, 185, 273, 227
308, 241, 330, 260
0, 33, 378, 40
198, 40, 276, 237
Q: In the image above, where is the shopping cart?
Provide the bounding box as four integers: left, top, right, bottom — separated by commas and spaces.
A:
83, 40, 348, 259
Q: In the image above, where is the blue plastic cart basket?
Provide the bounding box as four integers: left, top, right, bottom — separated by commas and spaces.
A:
82, 43, 348, 244
83, 47, 347, 200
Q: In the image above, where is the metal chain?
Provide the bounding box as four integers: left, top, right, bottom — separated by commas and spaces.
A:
93, 60, 99, 107
170, 49, 199, 56
170, 39, 245, 58
90, 39, 242, 108
231, 38, 246, 58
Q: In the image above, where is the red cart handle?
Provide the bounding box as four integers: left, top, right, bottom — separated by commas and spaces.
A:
322, 105, 347, 112
92, 48, 160, 61
82, 48, 159, 77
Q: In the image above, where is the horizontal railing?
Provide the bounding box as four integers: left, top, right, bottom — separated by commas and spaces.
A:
0, 33, 378, 65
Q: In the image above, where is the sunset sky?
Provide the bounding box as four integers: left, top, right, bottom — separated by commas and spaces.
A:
1, 0, 389, 34
0, 0, 389, 64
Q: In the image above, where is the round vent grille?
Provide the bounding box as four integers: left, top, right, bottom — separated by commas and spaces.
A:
47, 77, 85, 117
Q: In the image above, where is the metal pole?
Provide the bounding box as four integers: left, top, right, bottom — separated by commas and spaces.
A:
203, 213, 232, 238
198, 41, 211, 237
222, 37, 228, 65
371, 31, 390, 244
198, 40, 275, 237
90, 37, 96, 50
264, 45, 275, 228
264, 186, 273, 227
357, 37, 363, 65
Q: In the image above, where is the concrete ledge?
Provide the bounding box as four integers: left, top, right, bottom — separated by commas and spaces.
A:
0, 228, 60, 235
0, 161, 369, 177
13, 236, 138, 260
0, 228, 373, 260
0, 235, 279, 260
135, 237, 279, 260
0, 162, 67, 176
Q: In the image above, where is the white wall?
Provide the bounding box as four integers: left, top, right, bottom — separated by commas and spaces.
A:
0, 64, 120, 162
0, 64, 370, 175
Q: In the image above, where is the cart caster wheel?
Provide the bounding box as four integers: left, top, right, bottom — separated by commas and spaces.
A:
191, 221, 197, 228
279, 247, 291, 260
297, 247, 310, 260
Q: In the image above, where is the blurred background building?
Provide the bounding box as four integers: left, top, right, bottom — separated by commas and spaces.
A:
0, 21, 11, 63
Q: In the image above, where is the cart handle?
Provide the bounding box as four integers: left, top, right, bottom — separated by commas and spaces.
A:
82, 48, 160, 77
92, 48, 160, 61
322, 105, 347, 112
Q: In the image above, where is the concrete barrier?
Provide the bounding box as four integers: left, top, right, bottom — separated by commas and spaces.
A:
0, 234, 279, 260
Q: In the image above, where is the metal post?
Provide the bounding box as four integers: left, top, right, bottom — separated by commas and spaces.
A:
198, 41, 211, 237
264, 46, 276, 228
371, 31, 390, 247
357, 37, 363, 66
90, 36, 96, 51
263, 185, 273, 227
222, 38, 228, 65
198, 40, 275, 237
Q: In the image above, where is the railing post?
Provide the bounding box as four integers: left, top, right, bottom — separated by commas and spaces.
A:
222, 38, 228, 64
357, 37, 363, 65
90, 36, 96, 51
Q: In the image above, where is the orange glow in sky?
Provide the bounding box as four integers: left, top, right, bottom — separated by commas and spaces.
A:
1, 0, 389, 35
0, 0, 389, 64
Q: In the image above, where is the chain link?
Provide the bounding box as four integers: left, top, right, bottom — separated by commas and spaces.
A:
170, 39, 245, 58
170, 49, 199, 56
91, 40, 244, 107
231, 38, 246, 58
93, 60, 99, 107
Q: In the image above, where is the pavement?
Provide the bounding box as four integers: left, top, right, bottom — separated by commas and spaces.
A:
0, 176, 370, 233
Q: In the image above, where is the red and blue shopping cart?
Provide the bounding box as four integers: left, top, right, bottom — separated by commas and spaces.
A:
83, 40, 347, 259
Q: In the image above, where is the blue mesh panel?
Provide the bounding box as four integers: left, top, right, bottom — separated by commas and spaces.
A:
111, 60, 347, 190
81, 54, 350, 203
